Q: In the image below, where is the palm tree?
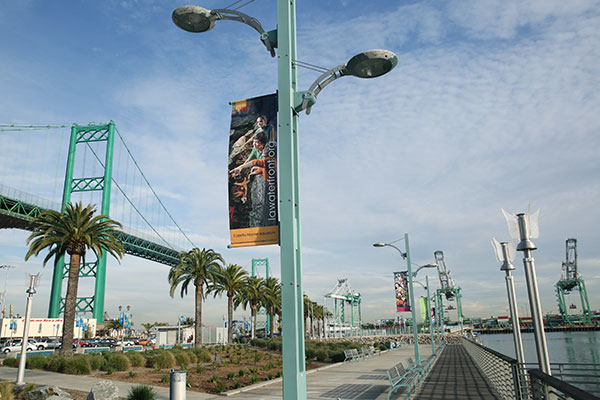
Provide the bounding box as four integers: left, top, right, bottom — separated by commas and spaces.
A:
209, 264, 248, 343
104, 319, 122, 338
262, 277, 281, 337
25, 202, 124, 355
303, 294, 312, 339
237, 276, 265, 339
168, 247, 224, 347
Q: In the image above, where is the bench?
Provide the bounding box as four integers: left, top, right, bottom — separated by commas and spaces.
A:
351, 348, 363, 360
344, 349, 361, 362
386, 362, 420, 400
406, 356, 433, 377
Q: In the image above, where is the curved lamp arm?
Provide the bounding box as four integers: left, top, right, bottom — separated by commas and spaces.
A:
414, 264, 436, 277
210, 9, 275, 57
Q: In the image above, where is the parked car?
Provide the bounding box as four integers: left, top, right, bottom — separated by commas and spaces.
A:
117, 338, 136, 346
136, 337, 155, 346
36, 337, 62, 350
1, 339, 37, 353
94, 338, 117, 348
73, 339, 91, 347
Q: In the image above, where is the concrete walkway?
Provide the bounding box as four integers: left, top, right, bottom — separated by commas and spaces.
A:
0, 345, 434, 400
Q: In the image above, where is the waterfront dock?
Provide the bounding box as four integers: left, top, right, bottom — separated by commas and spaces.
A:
415, 344, 499, 399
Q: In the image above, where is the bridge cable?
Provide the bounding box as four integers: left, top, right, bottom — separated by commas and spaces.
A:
83, 142, 177, 250
114, 127, 196, 249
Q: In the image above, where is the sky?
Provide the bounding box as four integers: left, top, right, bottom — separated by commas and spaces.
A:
0, 0, 599, 330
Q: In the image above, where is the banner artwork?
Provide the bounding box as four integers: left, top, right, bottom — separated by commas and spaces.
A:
394, 271, 410, 312
228, 93, 278, 247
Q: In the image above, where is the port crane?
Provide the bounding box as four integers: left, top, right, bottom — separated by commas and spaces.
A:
556, 239, 591, 324
434, 251, 464, 329
324, 278, 361, 329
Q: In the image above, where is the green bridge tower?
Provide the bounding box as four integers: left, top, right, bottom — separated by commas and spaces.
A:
48, 122, 116, 323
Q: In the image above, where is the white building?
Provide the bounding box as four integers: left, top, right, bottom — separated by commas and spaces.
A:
0, 317, 97, 339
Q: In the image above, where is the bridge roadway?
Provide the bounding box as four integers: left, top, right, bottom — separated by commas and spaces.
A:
0, 192, 180, 266
0, 344, 500, 399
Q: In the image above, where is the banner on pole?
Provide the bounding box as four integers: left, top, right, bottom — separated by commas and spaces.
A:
431, 307, 436, 324
228, 93, 278, 247
419, 297, 428, 321
394, 271, 410, 312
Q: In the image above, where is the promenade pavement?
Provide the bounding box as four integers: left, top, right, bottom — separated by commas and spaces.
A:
0, 345, 434, 400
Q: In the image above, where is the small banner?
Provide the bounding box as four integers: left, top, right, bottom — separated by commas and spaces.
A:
394, 271, 410, 312
419, 297, 428, 321
228, 93, 278, 247
431, 307, 436, 324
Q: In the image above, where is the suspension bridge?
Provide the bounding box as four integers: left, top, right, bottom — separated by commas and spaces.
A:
0, 121, 197, 322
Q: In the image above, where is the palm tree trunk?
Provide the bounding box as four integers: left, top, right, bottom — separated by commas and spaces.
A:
268, 307, 274, 338
227, 294, 234, 344
195, 280, 203, 348
60, 253, 81, 355
251, 305, 257, 339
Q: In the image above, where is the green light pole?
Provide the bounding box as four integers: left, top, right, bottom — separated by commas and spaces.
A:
374, 234, 422, 364
172, 4, 396, 398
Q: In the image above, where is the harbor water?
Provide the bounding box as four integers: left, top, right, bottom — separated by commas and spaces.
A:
480, 330, 600, 365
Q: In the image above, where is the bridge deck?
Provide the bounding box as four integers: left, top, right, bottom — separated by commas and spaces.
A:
416, 344, 500, 400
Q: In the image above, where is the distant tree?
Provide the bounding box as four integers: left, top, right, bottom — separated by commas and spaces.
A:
262, 277, 281, 337
25, 202, 124, 355
168, 248, 224, 347
237, 276, 265, 339
209, 264, 248, 343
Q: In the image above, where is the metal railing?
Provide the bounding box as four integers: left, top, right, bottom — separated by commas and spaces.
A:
462, 337, 528, 400
529, 368, 600, 400
526, 363, 600, 397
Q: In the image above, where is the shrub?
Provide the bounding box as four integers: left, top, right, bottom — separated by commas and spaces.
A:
195, 349, 212, 363
330, 350, 346, 363
126, 352, 145, 368
63, 355, 92, 375
106, 367, 115, 375
146, 350, 175, 370
45, 355, 67, 372
26, 355, 48, 370
266, 373, 273, 380
315, 349, 329, 362
238, 368, 246, 377
249, 367, 257, 374
0, 382, 14, 400
85, 354, 105, 371
160, 375, 169, 383
305, 347, 316, 359
106, 353, 131, 372
214, 382, 226, 393
185, 350, 197, 364
127, 385, 156, 400
174, 352, 190, 369
227, 372, 235, 380
196, 366, 205, 374
209, 375, 218, 383
250, 376, 259, 384
129, 371, 137, 378
233, 381, 242, 389
3, 358, 18, 367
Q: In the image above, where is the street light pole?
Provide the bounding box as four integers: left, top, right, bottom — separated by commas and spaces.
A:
276, 1, 307, 397
172, 6, 396, 398
374, 234, 420, 365
503, 209, 551, 375
17, 273, 39, 385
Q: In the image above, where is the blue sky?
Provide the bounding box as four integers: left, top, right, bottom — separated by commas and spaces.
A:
0, 0, 599, 328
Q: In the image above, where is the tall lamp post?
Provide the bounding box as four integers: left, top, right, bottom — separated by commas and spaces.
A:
172, 4, 397, 398
373, 235, 435, 365
413, 275, 436, 355
502, 209, 551, 375
17, 273, 40, 385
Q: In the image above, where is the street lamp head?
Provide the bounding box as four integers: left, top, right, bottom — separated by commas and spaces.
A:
373, 243, 386, 247
172, 5, 216, 33
343, 50, 398, 79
